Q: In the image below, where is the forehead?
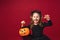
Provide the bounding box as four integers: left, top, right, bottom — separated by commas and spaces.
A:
33, 13, 40, 16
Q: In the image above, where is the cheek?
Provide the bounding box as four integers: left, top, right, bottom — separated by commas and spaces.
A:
37, 18, 40, 20
32, 18, 35, 21
32, 17, 35, 20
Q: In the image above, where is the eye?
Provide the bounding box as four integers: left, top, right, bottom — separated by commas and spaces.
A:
37, 16, 38, 18
34, 16, 35, 18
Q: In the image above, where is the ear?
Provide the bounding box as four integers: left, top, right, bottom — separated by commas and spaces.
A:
30, 16, 32, 18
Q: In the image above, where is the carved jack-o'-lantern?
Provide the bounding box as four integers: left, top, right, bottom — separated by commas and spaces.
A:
19, 28, 30, 36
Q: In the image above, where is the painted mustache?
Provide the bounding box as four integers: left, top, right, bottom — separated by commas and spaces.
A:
34, 19, 38, 21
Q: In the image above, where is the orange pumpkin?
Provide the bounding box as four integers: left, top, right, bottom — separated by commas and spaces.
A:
19, 28, 30, 36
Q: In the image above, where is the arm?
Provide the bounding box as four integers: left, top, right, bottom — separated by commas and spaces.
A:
43, 20, 52, 27
43, 14, 52, 27
21, 20, 30, 28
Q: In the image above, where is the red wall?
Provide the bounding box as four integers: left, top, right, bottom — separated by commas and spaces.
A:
0, 0, 60, 40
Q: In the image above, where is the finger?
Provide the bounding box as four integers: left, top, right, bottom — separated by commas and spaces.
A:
21, 20, 25, 24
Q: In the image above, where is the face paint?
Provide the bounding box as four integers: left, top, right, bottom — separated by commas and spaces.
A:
32, 13, 40, 24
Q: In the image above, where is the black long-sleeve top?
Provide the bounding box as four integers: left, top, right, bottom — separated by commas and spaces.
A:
31, 20, 52, 38
22, 20, 52, 40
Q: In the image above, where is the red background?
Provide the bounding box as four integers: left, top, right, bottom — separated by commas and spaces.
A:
0, 0, 60, 40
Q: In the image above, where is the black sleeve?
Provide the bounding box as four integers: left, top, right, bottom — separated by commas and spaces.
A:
43, 20, 52, 27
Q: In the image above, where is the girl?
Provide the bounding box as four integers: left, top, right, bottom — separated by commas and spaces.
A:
21, 10, 52, 40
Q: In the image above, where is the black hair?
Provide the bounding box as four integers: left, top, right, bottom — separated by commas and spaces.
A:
31, 10, 42, 17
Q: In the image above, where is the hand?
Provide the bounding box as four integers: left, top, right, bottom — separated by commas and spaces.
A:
21, 20, 25, 27
44, 14, 50, 21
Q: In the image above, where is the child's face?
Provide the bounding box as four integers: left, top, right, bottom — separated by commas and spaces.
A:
32, 13, 40, 24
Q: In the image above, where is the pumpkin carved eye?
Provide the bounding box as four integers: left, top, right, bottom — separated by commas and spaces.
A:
21, 31, 23, 32
24, 29, 25, 31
